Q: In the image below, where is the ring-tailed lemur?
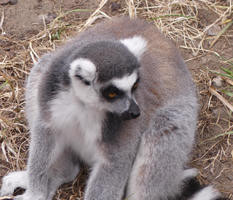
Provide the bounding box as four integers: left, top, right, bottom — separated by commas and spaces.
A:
0, 16, 226, 200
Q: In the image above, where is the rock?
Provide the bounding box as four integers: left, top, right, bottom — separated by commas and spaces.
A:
207, 24, 221, 36
0, 0, 17, 5
9, 0, 17, 5
212, 76, 223, 87
0, 0, 10, 5
39, 13, 56, 24
111, 2, 121, 12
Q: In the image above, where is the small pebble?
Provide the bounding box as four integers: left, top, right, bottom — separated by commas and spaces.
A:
9, 0, 17, 5
212, 76, 223, 87
207, 24, 221, 36
39, 13, 56, 24
111, 2, 121, 12
0, 0, 10, 5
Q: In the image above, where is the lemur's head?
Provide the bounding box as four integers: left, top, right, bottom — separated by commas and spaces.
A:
69, 36, 147, 120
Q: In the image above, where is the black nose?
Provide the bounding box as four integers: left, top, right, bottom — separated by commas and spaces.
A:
129, 100, 140, 119
121, 99, 140, 120
130, 110, 140, 118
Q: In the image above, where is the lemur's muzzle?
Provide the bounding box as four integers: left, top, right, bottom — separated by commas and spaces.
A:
122, 99, 140, 120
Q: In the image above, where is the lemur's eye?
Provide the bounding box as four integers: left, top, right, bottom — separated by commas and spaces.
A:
101, 85, 124, 101
108, 93, 117, 98
132, 82, 138, 90
132, 78, 140, 91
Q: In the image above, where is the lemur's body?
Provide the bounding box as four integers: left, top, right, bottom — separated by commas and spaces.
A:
1, 17, 223, 200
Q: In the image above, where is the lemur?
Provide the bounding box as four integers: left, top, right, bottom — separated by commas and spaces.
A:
1, 16, 225, 200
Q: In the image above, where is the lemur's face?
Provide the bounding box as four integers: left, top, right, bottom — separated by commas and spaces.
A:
69, 58, 140, 120
97, 71, 140, 120
68, 36, 147, 120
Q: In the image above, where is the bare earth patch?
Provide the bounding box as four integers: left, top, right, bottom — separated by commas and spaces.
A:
0, 0, 232, 199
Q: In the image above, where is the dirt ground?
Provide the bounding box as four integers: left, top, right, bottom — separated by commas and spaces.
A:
0, 0, 232, 199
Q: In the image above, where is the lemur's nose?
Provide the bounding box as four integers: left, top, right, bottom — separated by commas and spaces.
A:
122, 99, 140, 120
128, 99, 140, 119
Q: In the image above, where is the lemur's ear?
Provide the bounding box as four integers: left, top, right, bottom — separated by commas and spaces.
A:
120, 36, 147, 60
69, 58, 96, 85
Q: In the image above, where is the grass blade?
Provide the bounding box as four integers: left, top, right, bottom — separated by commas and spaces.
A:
210, 19, 233, 48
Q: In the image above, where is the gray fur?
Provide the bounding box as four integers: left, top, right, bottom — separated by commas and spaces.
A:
126, 98, 197, 199
0, 16, 207, 200
71, 40, 140, 82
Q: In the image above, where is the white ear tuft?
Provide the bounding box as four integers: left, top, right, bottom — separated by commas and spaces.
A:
69, 58, 96, 82
120, 36, 147, 60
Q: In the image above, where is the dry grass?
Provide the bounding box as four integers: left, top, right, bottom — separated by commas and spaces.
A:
0, 0, 233, 199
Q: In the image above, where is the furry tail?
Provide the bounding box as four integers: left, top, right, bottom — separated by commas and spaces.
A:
170, 168, 229, 200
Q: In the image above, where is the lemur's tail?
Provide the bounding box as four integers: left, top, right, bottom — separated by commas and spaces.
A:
171, 168, 229, 200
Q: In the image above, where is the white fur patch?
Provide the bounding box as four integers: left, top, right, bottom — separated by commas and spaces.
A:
112, 71, 138, 92
189, 186, 221, 200
126, 137, 144, 199
49, 89, 105, 165
1, 171, 28, 196
69, 58, 96, 82
182, 168, 198, 180
69, 58, 99, 105
70, 78, 99, 105
120, 36, 147, 60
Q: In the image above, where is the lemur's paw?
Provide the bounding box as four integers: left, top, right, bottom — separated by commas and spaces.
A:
0, 171, 28, 196
14, 192, 45, 200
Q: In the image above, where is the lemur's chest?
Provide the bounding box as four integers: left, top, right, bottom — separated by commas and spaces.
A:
49, 90, 104, 165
